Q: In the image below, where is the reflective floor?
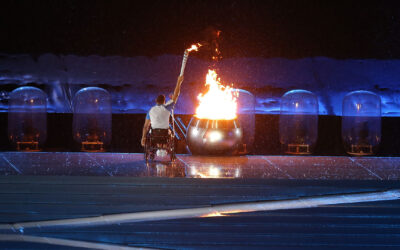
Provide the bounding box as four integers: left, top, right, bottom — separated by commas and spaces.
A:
0, 152, 399, 180
1, 152, 400, 248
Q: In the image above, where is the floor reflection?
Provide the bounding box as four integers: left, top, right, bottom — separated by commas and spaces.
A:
145, 160, 242, 178
145, 161, 186, 177
186, 165, 241, 178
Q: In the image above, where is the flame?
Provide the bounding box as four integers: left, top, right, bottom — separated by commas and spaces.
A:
187, 43, 202, 52
195, 70, 238, 120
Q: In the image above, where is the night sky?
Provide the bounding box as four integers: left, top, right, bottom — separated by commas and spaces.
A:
1, 0, 400, 59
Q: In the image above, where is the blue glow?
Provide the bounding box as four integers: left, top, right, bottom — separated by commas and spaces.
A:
1, 54, 400, 116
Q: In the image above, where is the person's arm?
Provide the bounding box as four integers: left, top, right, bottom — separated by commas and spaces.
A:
141, 118, 151, 147
171, 75, 184, 103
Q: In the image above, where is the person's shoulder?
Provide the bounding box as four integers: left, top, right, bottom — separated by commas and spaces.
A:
163, 99, 175, 111
148, 105, 158, 115
149, 104, 160, 111
165, 99, 174, 105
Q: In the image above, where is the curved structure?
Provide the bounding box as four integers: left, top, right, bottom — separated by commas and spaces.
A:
186, 117, 243, 155
73, 87, 112, 152
8, 86, 47, 151
236, 89, 256, 153
279, 90, 318, 155
342, 90, 381, 156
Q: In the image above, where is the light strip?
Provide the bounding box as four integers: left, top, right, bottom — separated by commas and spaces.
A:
0, 234, 148, 250
1, 189, 399, 232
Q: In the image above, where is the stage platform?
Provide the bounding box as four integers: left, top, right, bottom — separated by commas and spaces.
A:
0, 152, 400, 179
0, 152, 399, 249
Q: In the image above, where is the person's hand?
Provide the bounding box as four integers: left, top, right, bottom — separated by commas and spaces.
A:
141, 137, 146, 147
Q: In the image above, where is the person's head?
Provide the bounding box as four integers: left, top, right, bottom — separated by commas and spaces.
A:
156, 95, 165, 105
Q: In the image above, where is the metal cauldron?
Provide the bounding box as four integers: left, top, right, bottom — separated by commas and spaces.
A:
186, 117, 243, 155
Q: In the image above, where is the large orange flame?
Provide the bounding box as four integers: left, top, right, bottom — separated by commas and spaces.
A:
195, 70, 238, 120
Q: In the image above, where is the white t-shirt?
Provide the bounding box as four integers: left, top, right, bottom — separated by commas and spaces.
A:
146, 99, 175, 129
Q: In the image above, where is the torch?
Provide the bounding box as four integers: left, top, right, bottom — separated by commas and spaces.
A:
180, 43, 201, 77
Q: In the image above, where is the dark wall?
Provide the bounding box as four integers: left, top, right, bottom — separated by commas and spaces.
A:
2, 0, 400, 59
1, 113, 400, 156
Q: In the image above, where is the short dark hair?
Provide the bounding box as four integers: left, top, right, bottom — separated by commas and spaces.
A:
156, 95, 165, 104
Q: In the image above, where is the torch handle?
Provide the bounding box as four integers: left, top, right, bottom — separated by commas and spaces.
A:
180, 50, 189, 77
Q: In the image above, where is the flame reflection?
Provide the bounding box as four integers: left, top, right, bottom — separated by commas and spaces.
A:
188, 165, 241, 179
201, 209, 253, 218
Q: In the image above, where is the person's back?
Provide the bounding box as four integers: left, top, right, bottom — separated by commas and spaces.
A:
141, 76, 184, 147
147, 100, 174, 129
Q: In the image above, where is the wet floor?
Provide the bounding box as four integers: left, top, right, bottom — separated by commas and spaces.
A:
0, 152, 400, 248
0, 152, 400, 180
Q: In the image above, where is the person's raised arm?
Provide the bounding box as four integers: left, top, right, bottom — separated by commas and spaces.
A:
171, 75, 184, 103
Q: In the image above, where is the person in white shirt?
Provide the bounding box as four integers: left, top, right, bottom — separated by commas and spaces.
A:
141, 75, 184, 147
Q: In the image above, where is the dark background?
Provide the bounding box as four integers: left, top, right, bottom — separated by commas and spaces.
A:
2, 0, 400, 59
2, 0, 400, 155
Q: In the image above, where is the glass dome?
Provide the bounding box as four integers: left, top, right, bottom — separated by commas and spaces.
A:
73, 87, 112, 152
279, 90, 318, 154
236, 89, 255, 153
342, 90, 381, 156
8, 86, 47, 151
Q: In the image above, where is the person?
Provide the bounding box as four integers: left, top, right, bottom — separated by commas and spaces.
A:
141, 75, 184, 147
